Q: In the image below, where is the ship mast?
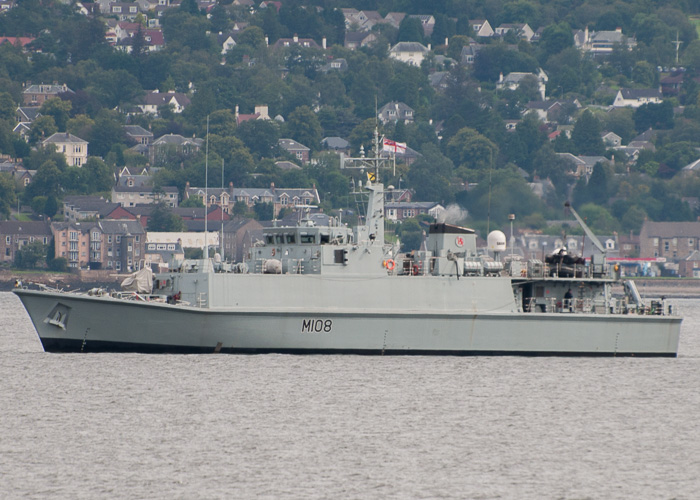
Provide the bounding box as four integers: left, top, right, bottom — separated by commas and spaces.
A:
340, 126, 389, 245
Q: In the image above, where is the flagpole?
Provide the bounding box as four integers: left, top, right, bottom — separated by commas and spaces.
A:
204, 115, 209, 260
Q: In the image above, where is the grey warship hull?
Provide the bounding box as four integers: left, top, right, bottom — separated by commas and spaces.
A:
15, 286, 681, 357
14, 179, 683, 357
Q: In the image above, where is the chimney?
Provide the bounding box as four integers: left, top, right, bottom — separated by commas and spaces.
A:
445, 37, 448, 46
270, 182, 275, 194
428, 43, 431, 51
322, 37, 326, 49
265, 36, 269, 46
229, 181, 234, 195
293, 34, 298, 43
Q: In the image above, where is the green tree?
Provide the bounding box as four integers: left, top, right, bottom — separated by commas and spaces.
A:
286, 106, 322, 151
181, 196, 204, 208
407, 144, 454, 202
82, 157, 114, 193
538, 22, 573, 60
235, 119, 280, 159
572, 110, 605, 155
148, 202, 186, 231
398, 17, 424, 43
634, 101, 674, 132
0, 92, 16, 121
397, 218, 423, 252
29, 115, 57, 144
15, 241, 46, 269
446, 127, 499, 171
208, 109, 237, 137
39, 98, 72, 131
253, 201, 273, 220
0, 173, 16, 219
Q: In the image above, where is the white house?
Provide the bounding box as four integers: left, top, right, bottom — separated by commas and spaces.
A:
612, 88, 663, 108
42, 132, 88, 167
389, 41, 430, 66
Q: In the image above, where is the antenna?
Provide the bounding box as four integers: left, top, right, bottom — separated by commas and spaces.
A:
673, 31, 682, 64
221, 158, 224, 261
204, 115, 209, 259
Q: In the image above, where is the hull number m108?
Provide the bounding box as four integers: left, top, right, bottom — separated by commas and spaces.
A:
302, 319, 333, 333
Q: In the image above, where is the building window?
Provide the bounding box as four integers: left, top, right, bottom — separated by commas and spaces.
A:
5, 236, 9, 244
689, 239, 694, 246
664, 241, 669, 251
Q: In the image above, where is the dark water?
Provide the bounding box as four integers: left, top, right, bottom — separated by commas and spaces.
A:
1, 292, 699, 499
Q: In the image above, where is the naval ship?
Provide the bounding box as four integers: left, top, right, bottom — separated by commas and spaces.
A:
14, 140, 682, 356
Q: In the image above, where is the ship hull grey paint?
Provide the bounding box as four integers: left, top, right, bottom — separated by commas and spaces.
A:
15, 289, 681, 357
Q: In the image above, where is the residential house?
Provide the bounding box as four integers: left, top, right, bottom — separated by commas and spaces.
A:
42, 132, 88, 167
187, 183, 320, 218
0, 221, 52, 265
150, 133, 204, 164
50, 221, 98, 270
344, 31, 377, 50
50, 219, 147, 272
13, 122, 31, 140
385, 202, 444, 222
320, 57, 348, 72
217, 32, 236, 55
22, 83, 73, 106
138, 90, 191, 115
612, 88, 663, 108
601, 131, 622, 147
389, 41, 430, 66
409, 15, 435, 37
278, 138, 311, 164
495, 23, 535, 41
115, 28, 165, 53
556, 153, 610, 178
429, 71, 450, 91
524, 99, 581, 123
679, 250, 700, 278
124, 124, 153, 145
460, 42, 483, 65
574, 27, 637, 56
617, 232, 640, 258
0, 160, 33, 187
234, 104, 270, 125
469, 20, 494, 37
15, 106, 41, 124
378, 101, 415, 124
497, 70, 548, 100
383, 12, 406, 29
108, 2, 140, 21
112, 170, 179, 207
275, 161, 302, 171
0, 1, 15, 12
639, 221, 700, 260
660, 72, 684, 96
222, 218, 264, 262
271, 34, 322, 50
63, 195, 120, 222
144, 240, 184, 268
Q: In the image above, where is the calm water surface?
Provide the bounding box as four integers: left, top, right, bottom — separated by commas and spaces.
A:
1, 292, 699, 499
